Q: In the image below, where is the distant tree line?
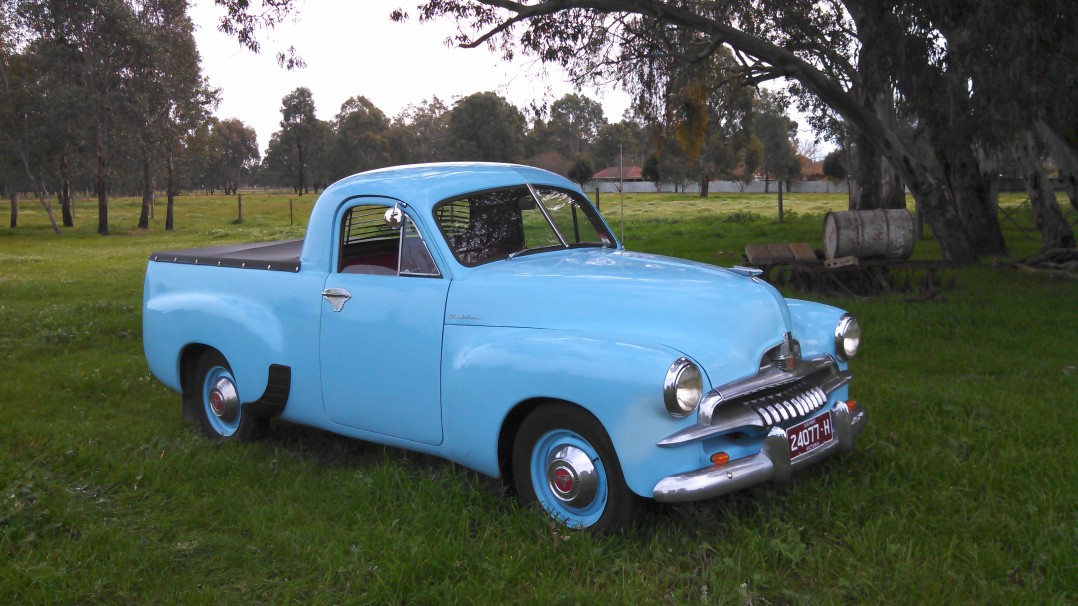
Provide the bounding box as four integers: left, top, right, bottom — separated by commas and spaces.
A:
256, 85, 806, 198
0, 1, 810, 233
1, 1, 809, 234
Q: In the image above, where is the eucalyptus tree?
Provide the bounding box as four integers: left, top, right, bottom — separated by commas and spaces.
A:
257, 130, 294, 189
646, 45, 754, 197
212, 118, 259, 195
332, 95, 392, 178
391, 96, 451, 164
548, 93, 606, 158
130, 0, 216, 230
304, 118, 334, 191
0, 31, 66, 232
593, 120, 647, 170
754, 91, 800, 194
13, 0, 145, 235
447, 92, 526, 162
754, 91, 801, 222
279, 87, 316, 195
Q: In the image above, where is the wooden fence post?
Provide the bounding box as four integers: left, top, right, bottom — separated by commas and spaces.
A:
237, 192, 243, 223
9, 192, 17, 228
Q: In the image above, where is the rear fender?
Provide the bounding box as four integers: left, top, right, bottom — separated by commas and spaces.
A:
143, 291, 283, 402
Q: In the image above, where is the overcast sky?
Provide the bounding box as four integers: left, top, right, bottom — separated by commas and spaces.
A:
188, 0, 633, 155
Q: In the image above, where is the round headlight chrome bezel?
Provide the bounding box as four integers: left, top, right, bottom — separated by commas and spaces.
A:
834, 314, 861, 361
664, 358, 703, 418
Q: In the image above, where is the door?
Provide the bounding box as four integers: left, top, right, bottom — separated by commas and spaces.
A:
319, 201, 449, 445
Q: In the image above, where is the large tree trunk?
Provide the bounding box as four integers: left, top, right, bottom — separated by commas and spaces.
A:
138, 153, 152, 229
921, 121, 1008, 258
96, 129, 108, 236
60, 154, 73, 227
1013, 129, 1075, 251
297, 141, 306, 196
851, 139, 906, 210
699, 174, 710, 197
166, 146, 176, 231
777, 178, 784, 223
17, 157, 60, 235
848, 5, 906, 212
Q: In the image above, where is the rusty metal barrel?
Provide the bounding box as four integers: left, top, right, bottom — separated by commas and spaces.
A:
823, 209, 914, 260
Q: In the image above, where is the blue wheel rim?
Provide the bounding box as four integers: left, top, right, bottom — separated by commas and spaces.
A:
529, 429, 608, 528
202, 365, 240, 437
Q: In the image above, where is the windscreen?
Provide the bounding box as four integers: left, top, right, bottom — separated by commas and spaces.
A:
434, 185, 612, 266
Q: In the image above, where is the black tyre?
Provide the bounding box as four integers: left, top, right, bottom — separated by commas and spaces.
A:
188, 350, 268, 442
512, 403, 640, 531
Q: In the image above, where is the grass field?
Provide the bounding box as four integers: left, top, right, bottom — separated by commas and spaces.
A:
1, 190, 1076, 604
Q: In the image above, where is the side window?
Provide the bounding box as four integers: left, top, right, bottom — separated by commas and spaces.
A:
338, 204, 440, 278
400, 217, 440, 277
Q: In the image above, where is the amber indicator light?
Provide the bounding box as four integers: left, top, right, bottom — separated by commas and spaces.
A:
710, 452, 730, 467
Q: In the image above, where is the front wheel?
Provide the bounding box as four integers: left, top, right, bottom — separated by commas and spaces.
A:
189, 350, 267, 442
512, 403, 640, 531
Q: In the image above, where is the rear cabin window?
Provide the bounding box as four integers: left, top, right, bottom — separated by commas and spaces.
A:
338, 205, 439, 277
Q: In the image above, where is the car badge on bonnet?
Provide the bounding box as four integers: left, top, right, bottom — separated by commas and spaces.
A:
775, 332, 801, 372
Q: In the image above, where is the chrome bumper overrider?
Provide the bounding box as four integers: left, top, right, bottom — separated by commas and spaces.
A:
653, 401, 866, 503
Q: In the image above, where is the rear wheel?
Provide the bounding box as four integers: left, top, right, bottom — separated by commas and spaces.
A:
190, 350, 267, 442
512, 403, 640, 531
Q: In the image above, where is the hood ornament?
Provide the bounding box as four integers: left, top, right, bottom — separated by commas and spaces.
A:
774, 332, 801, 372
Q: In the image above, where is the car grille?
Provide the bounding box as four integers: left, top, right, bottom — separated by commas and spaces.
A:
657, 355, 851, 447
745, 383, 829, 427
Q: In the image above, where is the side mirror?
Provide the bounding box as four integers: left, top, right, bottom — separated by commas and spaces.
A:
384, 206, 404, 229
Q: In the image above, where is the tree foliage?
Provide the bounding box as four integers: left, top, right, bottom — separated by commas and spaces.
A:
822, 149, 847, 183
448, 91, 526, 162
567, 153, 595, 188
4, 0, 214, 233
399, 0, 1076, 260
279, 86, 317, 195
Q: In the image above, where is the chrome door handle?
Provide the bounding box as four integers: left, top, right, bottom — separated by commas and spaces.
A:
322, 288, 351, 312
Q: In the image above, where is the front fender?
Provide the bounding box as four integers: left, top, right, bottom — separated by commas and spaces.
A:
439, 326, 711, 498
787, 299, 849, 364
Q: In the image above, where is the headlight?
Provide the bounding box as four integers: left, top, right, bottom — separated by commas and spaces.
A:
835, 314, 861, 361
664, 358, 703, 417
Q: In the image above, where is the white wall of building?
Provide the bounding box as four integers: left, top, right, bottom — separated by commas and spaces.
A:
586, 179, 850, 194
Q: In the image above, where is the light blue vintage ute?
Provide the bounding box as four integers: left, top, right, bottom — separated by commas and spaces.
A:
143, 163, 866, 530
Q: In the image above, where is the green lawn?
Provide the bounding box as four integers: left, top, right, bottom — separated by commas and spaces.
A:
1, 191, 1075, 604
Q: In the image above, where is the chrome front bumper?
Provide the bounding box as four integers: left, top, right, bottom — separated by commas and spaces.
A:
653, 401, 866, 503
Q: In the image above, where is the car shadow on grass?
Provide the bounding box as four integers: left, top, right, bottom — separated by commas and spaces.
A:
246, 418, 861, 539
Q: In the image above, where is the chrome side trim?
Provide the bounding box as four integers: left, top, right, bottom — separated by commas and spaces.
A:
653, 401, 867, 503
728, 266, 763, 278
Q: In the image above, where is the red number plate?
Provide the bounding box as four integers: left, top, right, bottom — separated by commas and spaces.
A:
788, 413, 834, 460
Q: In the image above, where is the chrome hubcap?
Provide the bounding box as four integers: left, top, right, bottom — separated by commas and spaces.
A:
208, 377, 239, 423
545, 445, 598, 507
